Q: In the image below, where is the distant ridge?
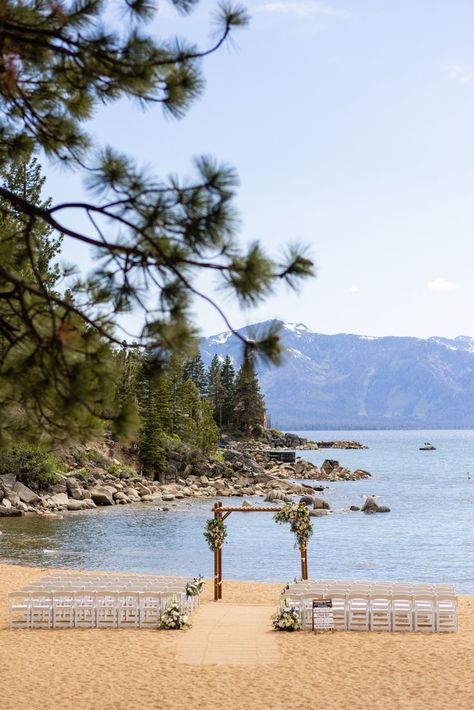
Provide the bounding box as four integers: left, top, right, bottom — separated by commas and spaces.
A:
200, 321, 474, 429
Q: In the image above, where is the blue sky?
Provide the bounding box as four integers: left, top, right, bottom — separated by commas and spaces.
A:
45, 0, 474, 339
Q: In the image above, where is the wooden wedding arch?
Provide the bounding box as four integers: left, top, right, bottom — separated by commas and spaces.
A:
212, 501, 309, 601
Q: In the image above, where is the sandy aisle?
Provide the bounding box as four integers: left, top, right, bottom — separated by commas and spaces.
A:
0, 564, 473, 710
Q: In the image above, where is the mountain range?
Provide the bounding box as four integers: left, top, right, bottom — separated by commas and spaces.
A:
200, 321, 474, 429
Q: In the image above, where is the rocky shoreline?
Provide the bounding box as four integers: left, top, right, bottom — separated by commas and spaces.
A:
0, 432, 379, 518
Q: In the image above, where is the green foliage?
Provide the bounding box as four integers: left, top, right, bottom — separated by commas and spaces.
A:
106, 463, 136, 478
0, 445, 63, 488
203, 517, 227, 551
274, 503, 313, 549
84, 450, 109, 467
183, 353, 207, 396
233, 360, 266, 434
0, 0, 314, 445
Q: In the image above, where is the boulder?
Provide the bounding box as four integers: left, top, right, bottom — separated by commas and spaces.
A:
89, 486, 114, 506
0, 473, 16, 490
67, 499, 87, 511
313, 496, 330, 510
1, 498, 12, 509
353, 469, 372, 479
49, 493, 69, 508
0, 505, 23, 517
113, 492, 129, 503
299, 495, 314, 507
309, 509, 329, 517
349, 505, 360, 511
13, 481, 40, 505
83, 498, 97, 510
361, 496, 389, 514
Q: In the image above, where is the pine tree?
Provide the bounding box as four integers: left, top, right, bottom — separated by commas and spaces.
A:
207, 355, 224, 427
233, 361, 266, 435
0, 0, 314, 443
221, 355, 236, 428
183, 353, 207, 396
0, 157, 137, 445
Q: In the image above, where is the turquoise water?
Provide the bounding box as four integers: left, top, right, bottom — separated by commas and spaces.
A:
1, 430, 473, 592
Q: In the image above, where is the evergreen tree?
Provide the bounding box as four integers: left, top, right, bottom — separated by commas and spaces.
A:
0, 157, 136, 445
183, 353, 207, 396
0, 0, 314, 442
233, 361, 266, 435
221, 355, 236, 428
207, 355, 224, 427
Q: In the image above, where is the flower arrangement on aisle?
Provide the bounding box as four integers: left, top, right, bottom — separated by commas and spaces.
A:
203, 517, 227, 551
272, 605, 301, 632
186, 575, 205, 597
159, 603, 190, 630
274, 502, 313, 549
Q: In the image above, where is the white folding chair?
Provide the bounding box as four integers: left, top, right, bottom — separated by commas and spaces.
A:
347, 594, 370, 631
30, 592, 53, 629
75, 591, 96, 628
392, 594, 413, 632
139, 592, 162, 628
327, 592, 348, 631
9, 592, 31, 629
117, 591, 140, 628
413, 595, 436, 632
369, 594, 392, 632
436, 595, 458, 632
95, 591, 118, 628
52, 590, 75, 629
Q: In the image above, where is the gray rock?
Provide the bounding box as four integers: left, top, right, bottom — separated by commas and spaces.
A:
67, 499, 87, 511
89, 486, 114, 506
49, 493, 69, 507
0, 473, 16, 489
1, 498, 12, 508
362, 496, 381, 514
313, 496, 330, 510
299, 495, 314, 506
13, 481, 40, 504
349, 505, 360, 511
113, 491, 128, 503
309, 509, 329, 517
0, 505, 23, 517
83, 498, 97, 509
5, 491, 21, 506
162, 494, 175, 502
376, 505, 391, 513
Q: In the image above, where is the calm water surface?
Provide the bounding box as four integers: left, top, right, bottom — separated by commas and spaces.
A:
1, 430, 473, 591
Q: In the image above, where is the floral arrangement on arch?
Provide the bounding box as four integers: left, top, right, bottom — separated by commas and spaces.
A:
159, 603, 190, 630
186, 575, 205, 597
274, 502, 313, 549
272, 605, 301, 632
203, 517, 227, 551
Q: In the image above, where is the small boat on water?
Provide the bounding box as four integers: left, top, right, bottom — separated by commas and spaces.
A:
419, 442, 436, 451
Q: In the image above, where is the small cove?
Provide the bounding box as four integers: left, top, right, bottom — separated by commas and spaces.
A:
1, 429, 473, 592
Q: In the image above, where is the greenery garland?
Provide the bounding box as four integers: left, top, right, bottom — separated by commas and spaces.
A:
274, 503, 313, 549
186, 575, 205, 597
203, 517, 227, 551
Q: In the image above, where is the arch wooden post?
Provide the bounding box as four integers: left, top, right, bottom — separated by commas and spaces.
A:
301, 545, 308, 580
211, 502, 311, 600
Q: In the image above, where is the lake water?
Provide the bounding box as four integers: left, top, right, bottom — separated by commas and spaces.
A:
1, 430, 473, 592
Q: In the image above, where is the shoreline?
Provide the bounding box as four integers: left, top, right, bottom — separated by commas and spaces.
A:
0, 563, 473, 710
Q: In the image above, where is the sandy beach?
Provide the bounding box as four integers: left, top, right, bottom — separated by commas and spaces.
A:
0, 563, 473, 710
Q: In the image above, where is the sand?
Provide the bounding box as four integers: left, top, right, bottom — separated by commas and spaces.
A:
0, 564, 473, 710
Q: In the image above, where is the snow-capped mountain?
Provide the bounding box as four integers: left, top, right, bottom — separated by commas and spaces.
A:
200, 321, 474, 429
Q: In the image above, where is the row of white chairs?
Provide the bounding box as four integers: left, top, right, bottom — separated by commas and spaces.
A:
286, 579, 455, 595
9, 589, 190, 629
282, 591, 458, 632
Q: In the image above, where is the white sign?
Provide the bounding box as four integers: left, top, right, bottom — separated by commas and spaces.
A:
312, 599, 333, 630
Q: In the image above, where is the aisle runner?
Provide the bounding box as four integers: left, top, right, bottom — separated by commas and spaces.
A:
176, 603, 280, 666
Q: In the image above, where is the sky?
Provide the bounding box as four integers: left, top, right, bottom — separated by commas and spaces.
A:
43, 0, 474, 339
